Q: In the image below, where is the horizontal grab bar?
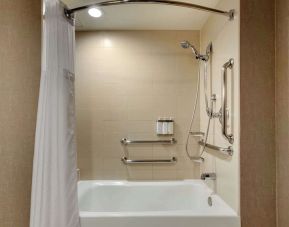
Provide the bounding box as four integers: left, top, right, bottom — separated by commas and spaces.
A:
190, 131, 205, 137
120, 138, 177, 145
198, 140, 233, 156
121, 157, 177, 165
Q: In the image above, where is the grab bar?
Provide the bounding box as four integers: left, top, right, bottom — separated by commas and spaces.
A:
189, 131, 205, 137
198, 140, 233, 156
121, 157, 177, 165
120, 138, 177, 145
220, 58, 234, 144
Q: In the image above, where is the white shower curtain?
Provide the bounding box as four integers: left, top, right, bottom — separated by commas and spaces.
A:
30, 0, 80, 227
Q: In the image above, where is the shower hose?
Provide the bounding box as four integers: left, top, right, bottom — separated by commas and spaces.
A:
185, 60, 213, 162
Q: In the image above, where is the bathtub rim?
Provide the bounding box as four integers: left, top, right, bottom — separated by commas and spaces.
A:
78, 179, 238, 218
78, 179, 216, 187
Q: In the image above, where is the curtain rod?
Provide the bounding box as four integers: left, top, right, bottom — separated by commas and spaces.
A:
64, 0, 235, 21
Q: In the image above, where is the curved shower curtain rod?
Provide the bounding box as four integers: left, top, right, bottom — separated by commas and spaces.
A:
64, 0, 235, 21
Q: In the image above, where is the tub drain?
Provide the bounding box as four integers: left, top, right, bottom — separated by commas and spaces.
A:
208, 196, 213, 207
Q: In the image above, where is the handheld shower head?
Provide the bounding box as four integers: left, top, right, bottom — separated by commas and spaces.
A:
180, 41, 200, 58
180, 40, 212, 62
180, 41, 190, 49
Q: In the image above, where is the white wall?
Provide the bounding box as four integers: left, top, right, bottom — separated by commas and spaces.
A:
200, 0, 240, 212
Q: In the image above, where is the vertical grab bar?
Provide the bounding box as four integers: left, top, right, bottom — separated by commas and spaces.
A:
220, 58, 234, 144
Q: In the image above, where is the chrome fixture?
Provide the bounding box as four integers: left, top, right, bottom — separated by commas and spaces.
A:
219, 58, 234, 144
208, 194, 213, 207
184, 42, 213, 163
180, 41, 212, 62
180, 41, 200, 59
64, 0, 235, 21
198, 140, 233, 156
189, 131, 205, 137
201, 172, 217, 180
189, 156, 205, 163
201, 45, 223, 119
121, 138, 176, 165
120, 138, 177, 145
121, 157, 177, 165
188, 132, 205, 162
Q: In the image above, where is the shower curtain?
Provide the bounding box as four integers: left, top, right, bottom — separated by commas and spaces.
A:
30, 0, 80, 227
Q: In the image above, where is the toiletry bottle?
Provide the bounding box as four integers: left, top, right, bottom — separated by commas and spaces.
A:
157, 118, 163, 135
162, 118, 168, 135
168, 117, 174, 135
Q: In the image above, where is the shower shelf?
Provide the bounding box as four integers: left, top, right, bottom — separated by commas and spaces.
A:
198, 140, 233, 156
121, 157, 177, 165
120, 138, 177, 145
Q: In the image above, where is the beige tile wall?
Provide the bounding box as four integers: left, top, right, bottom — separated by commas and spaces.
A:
276, 0, 289, 227
240, 0, 276, 227
0, 0, 41, 226
200, 0, 240, 212
75, 30, 200, 180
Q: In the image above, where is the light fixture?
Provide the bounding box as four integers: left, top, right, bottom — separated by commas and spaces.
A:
103, 39, 112, 47
88, 7, 102, 18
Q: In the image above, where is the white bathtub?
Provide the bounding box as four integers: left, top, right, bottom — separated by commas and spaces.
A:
78, 180, 240, 227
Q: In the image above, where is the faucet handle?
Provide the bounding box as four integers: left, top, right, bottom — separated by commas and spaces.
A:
201, 172, 216, 180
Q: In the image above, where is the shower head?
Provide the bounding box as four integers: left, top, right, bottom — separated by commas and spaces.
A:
180, 41, 200, 58
180, 40, 190, 49
180, 40, 211, 62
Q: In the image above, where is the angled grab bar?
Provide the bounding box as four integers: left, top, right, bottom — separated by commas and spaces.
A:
219, 58, 234, 144
120, 138, 177, 145
121, 157, 177, 165
198, 140, 233, 156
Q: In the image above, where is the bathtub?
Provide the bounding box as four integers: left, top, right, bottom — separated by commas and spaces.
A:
78, 180, 240, 227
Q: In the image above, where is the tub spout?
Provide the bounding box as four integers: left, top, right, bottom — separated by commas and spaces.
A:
201, 172, 216, 180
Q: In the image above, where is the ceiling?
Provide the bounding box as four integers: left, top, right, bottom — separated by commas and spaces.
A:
62, 0, 222, 30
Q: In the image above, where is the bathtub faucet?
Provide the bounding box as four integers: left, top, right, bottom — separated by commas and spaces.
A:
201, 172, 216, 180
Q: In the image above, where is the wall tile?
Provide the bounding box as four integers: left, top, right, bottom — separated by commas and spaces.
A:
76, 30, 200, 180
200, 0, 240, 212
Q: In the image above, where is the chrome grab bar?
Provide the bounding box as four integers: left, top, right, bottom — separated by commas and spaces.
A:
198, 140, 233, 156
220, 58, 234, 144
120, 138, 177, 145
189, 131, 205, 137
121, 157, 177, 165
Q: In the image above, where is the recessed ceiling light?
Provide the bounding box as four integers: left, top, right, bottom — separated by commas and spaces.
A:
103, 39, 112, 47
88, 7, 102, 18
